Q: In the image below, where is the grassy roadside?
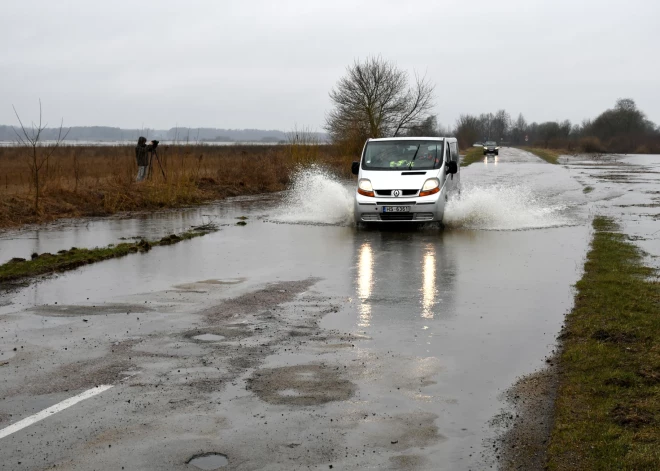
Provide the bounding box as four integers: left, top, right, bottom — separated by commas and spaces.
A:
0, 225, 218, 284
460, 147, 485, 167
547, 217, 660, 470
522, 147, 561, 164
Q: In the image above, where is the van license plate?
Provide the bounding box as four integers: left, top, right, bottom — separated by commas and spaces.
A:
382, 206, 410, 213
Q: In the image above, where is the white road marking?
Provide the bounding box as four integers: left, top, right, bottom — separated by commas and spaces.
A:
0, 385, 113, 440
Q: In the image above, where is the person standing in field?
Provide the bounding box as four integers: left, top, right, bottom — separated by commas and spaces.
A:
135, 136, 151, 182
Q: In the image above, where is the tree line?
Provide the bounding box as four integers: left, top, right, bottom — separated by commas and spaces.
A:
325, 57, 660, 154
454, 98, 660, 153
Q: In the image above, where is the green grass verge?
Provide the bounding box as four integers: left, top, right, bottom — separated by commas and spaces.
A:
547, 216, 660, 470
522, 147, 561, 164
0, 226, 218, 284
461, 147, 485, 167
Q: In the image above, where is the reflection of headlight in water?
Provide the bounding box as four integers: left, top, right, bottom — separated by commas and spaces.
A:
357, 243, 373, 327
422, 249, 437, 319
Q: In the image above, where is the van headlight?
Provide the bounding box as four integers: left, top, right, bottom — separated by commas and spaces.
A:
419, 178, 440, 197
357, 178, 374, 197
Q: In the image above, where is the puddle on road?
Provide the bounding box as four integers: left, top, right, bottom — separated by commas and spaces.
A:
30, 303, 153, 317
193, 334, 226, 342
174, 278, 246, 292
187, 452, 229, 470
248, 364, 355, 405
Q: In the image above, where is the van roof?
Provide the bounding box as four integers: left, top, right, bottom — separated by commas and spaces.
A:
368, 136, 454, 142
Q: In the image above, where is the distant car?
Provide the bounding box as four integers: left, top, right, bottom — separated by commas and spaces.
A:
473, 142, 482, 147
483, 141, 499, 155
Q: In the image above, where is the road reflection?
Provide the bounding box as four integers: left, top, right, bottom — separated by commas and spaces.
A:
357, 242, 373, 327
421, 246, 437, 319
353, 231, 455, 328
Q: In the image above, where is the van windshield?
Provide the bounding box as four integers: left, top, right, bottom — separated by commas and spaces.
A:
362, 140, 445, 170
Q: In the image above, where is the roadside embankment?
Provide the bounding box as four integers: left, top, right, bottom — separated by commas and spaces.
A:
460, 147, 485, 166
546, 216, 660, 469
521, 147, 561, 164
0, 225, 218, 285
0, 144, 354, 229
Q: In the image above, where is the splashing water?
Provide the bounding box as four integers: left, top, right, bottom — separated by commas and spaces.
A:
272, 166, 354, 225
272, 169, 573, 230
444, 184, 574, 231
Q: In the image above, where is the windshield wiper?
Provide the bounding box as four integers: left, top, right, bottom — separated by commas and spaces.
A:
408, 145, 421, 170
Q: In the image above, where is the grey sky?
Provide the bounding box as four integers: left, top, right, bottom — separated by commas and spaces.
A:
2, 0, 659, 131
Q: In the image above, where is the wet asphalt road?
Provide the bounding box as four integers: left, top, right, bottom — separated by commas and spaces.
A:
1, 148, 659, 470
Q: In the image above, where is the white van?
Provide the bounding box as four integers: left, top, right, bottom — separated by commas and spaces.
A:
352, 137, 460, 223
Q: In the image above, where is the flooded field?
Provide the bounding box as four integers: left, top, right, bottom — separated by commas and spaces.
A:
1, 148, 659, 470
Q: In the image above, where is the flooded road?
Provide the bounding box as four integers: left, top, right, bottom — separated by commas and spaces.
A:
1, 148, 658, 470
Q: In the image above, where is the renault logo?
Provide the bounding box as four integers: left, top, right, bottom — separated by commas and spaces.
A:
392, 190, 401, 197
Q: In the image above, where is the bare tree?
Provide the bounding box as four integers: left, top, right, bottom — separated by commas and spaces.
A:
511, 113, 528, 144
491, 109, 511, 142
406, 115, 439, 137
454, 114, 481, 149
12, 101, 70, 213
325, 56, 434, 151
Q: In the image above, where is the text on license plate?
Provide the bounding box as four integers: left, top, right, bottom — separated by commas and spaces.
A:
382, 206, 411, 213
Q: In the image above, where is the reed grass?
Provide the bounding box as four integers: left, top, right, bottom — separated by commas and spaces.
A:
0, 144, 354, 228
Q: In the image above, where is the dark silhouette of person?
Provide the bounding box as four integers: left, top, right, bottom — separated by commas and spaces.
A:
135, 136, 154, 182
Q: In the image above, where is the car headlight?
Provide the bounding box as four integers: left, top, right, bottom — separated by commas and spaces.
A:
357, 178, 374, 197
419, 178, 440, 197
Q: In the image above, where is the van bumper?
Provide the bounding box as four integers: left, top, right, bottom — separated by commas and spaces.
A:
353, 190, 446, 223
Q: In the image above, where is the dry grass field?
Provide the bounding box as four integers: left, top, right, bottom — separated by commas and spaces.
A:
0, 143, 355, 228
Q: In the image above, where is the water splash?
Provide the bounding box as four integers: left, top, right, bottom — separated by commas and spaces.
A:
444, 184, 574, 231
272, 166, 354, 225
272, 169, 573, 231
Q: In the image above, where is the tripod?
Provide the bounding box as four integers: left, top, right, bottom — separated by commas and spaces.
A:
147, 148, 166, 181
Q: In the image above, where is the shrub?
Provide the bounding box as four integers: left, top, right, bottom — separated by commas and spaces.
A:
579, 136, 606, 153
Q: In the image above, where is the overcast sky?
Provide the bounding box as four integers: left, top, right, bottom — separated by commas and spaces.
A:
2, 0, 659, 131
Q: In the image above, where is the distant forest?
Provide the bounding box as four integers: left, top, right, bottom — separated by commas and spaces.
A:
0, 126, 301, 143
452, 98, 660, 154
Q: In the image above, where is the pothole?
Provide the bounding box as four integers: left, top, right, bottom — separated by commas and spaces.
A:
183, 326, 251, 342
193, 334, 226, 342
187, 452, 229, 470
248, 364, 355, 405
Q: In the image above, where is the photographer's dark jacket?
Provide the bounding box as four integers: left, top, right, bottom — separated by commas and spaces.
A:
135, 137, 153, 167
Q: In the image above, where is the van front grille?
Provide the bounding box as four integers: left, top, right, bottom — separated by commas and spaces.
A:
375, 190, 418, 197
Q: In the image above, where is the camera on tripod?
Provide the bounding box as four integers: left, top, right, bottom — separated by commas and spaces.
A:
150, 140, 159, 150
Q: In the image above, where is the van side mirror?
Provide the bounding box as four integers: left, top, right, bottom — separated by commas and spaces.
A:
446, 161, 458, 174
351, 161, 360, 175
